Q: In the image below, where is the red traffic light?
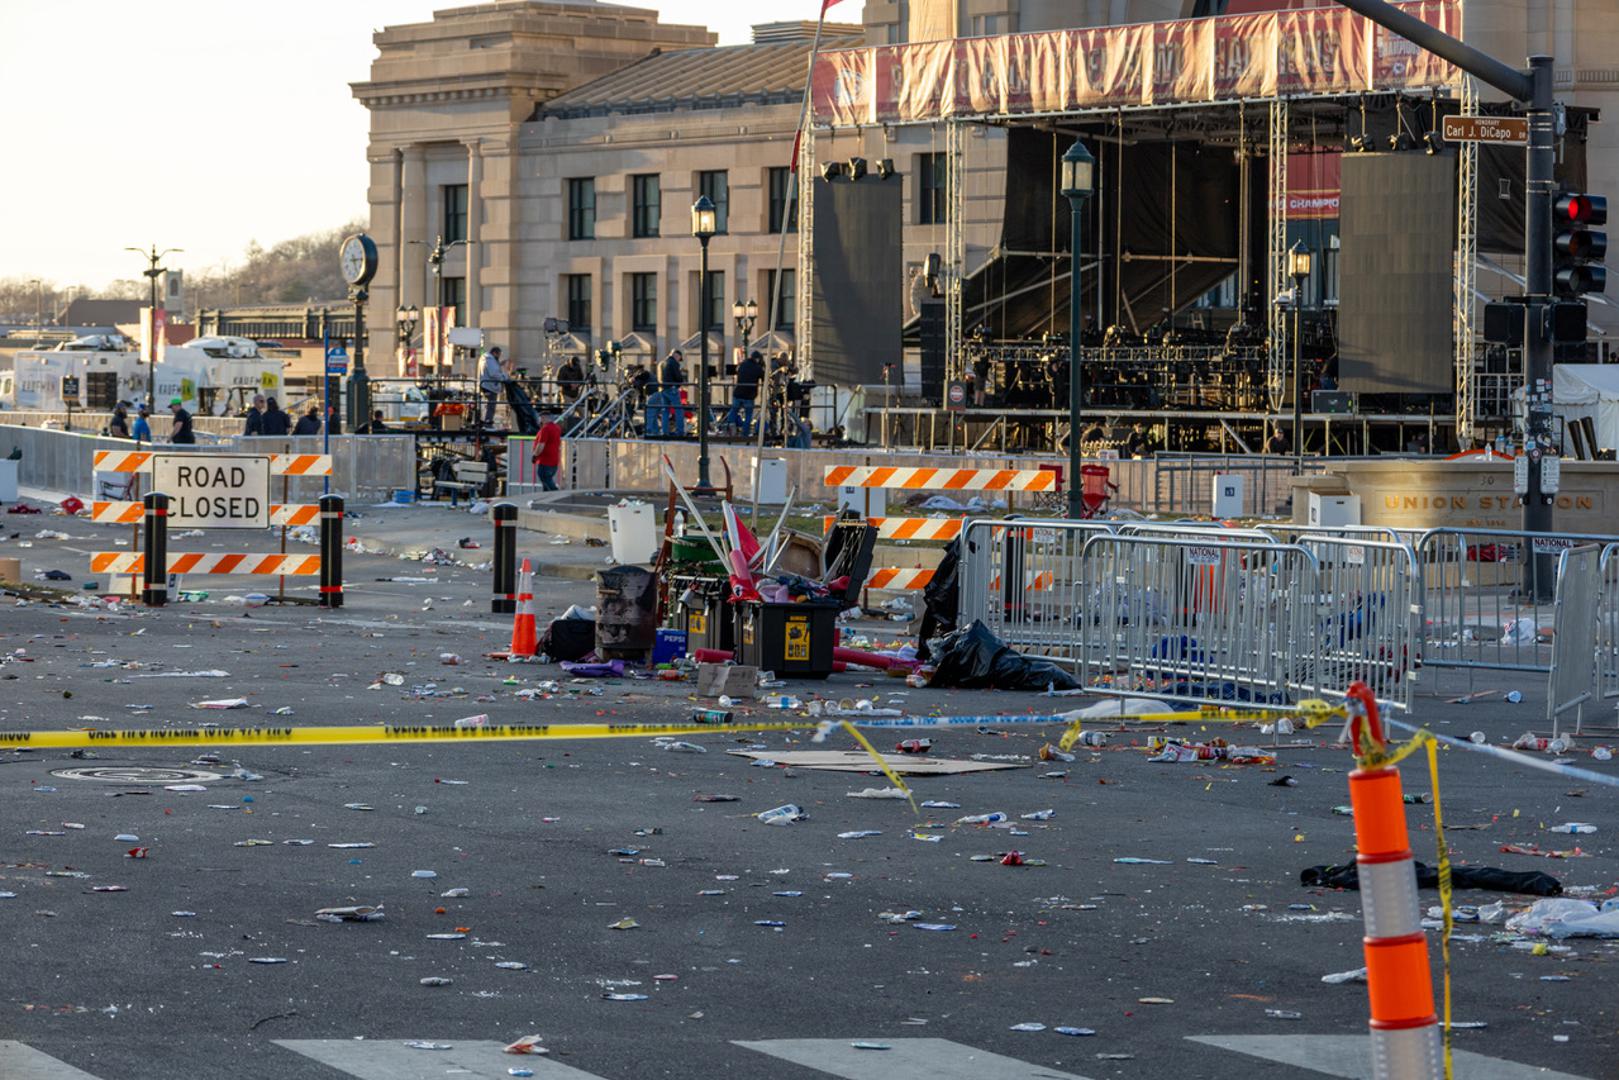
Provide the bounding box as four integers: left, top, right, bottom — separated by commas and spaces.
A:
1556, 193, 1608, 226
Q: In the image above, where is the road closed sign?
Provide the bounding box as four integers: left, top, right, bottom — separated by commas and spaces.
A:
152, 455, 270, 529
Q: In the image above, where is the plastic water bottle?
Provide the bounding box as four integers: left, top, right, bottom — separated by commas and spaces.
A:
756, 804, 804, 826
955, 812, 1008, 825
1076, 730, 1108, 747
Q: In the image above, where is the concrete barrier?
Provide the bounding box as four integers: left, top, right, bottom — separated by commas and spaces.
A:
0, 425, 415, 501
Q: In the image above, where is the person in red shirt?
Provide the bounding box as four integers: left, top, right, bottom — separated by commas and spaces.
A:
532, 411, 563, 491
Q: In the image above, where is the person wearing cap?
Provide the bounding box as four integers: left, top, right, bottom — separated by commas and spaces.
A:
168, 397, 196, 444
131, 403, 153, 444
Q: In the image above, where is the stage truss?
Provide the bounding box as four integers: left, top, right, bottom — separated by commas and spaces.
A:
794, 0, 1489, 431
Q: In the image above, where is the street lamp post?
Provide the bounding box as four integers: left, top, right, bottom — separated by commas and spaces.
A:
1287, 242, 1314, 468
732, 298, 758, 346
692, 196, 718, 492
125, 245, 182, 408
396, 305, 420, 376
1060, 140, 1096, 520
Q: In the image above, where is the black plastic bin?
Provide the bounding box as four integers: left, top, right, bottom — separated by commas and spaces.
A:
596, 565, 659, 660
735, 600, 838, 679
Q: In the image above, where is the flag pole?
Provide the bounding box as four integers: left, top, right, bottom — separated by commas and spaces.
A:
754, 0, 837, 528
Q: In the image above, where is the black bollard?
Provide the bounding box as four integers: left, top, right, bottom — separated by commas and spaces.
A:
142, 491, 168, 608
319, 493, 345, 609
491, 502, 518, 614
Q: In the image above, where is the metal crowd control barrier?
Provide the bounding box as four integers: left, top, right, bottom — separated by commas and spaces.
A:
1548, 544, 1601, 735
958, 518, 1115, 661
1078, 534, 1321, 709
1601, 544, 1619, 702
1294, 534, 1420, 713
1412, 526, 1619, 681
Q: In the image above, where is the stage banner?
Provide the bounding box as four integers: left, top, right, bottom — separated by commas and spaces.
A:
1276, 6, 1368, 96
1068, 23, 1151, 109
1012, 30, 1067, 114
1150, 19, 1214, 105
889, 40, 955, 121
1374, 0, 1461, 89
956, 35, 1007, 115
1213, 13, 1277, 99
812, 47, 874, 128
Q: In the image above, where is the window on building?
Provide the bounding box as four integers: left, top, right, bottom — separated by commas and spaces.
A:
764, 269, 796, 329
701, 270, 726, 332
768, 167, 797, 233
440, 275, 466, 318
631, 273, 658, 333
916, 152, 947, 225
632, 174, 661, 238
443, 184, 468, 244
567, 178, 596, 240
565, 274, 592, 332
697, 170, 729, 234
969, 13, 1013, 35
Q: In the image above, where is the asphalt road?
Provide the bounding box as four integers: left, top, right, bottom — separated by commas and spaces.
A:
0, 529, 1614, 1080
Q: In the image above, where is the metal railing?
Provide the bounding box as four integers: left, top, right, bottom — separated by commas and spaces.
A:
958, 518, 1117, 663
1601, 543, 1619, 702
1079, 534, 1321, 709
1295, 534, 1420, 712
1548, 544, 1602, 734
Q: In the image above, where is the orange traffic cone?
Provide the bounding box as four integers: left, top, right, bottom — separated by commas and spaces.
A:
509, 558, 538, 658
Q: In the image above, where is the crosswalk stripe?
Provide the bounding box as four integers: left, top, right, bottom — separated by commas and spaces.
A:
0, 1041, 107, 1079
1186, 1034, 1594, 1080
734, 1038, 1096, 1080
274, 1039, 611, 1079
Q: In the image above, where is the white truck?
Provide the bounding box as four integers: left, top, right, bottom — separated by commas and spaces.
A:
4, 336, 283, 417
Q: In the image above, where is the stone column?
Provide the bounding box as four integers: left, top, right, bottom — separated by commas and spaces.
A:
466, 138, 483, 328
399, 145, 427, 309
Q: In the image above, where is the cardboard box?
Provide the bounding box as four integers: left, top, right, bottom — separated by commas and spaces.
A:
696, 663, 758, 700
0, 556, 20, 584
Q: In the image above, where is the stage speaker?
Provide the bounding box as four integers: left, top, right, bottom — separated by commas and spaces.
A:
811, 176, 903, 386
918, 298, 946, 404
1337, 153, 1455, 395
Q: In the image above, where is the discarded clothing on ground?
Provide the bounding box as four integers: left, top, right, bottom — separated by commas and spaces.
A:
541, 617, 597, 662
926, 620, 1080, 692
1301, 861, 1561, 897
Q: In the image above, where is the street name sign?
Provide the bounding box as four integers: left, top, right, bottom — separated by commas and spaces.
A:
1442, 115, 1528, 146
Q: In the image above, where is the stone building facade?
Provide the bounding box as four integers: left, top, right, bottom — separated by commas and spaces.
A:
354, 0, 1618, 377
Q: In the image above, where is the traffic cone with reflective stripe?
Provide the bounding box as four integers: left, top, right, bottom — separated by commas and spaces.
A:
509, 558, 538, 658
1344, 682, 1441, 1080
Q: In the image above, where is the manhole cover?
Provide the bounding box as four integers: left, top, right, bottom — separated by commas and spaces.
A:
51, 766, 223, 785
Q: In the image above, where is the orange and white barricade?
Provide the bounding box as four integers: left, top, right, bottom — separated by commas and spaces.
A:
1343, 683, 1442, 1080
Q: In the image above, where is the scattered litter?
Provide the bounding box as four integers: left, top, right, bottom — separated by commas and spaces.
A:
1009, 1023, 1046, 1032
315, 906, 384, 923
847, 787, 909, 800
1055, 1027, 1097, 1037
1321, 967, 1368, 984
404, 1041, 451, 1050
838, 831, 883, 839
190, 698, 249, 710
756, 804, 806, 826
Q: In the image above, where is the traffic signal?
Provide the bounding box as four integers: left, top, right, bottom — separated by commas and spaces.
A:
1553, 192, 1607, 295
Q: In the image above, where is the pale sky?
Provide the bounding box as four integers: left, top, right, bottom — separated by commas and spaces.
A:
0, 0, 861, 291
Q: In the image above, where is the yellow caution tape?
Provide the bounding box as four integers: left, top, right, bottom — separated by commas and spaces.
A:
0, 721, 817, 750
1426, 738, 1455, 1080
837, 719, 917, 813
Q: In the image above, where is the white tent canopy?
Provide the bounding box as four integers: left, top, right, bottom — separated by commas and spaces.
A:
1552, 364, 1619, 455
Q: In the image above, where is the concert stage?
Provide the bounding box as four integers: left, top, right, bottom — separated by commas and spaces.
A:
798, 1, 1600, 454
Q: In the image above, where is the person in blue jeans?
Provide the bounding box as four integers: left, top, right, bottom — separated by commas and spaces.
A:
721, 350, 764, 435
659, 351, 686, 437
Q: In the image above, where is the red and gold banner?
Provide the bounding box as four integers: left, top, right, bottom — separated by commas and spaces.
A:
810, 0, 1458, 126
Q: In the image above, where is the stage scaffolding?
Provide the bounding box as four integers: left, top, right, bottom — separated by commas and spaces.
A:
794, 0, 1491, 430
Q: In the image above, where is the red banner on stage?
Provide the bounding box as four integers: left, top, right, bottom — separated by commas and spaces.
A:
811, 0, 1458, 126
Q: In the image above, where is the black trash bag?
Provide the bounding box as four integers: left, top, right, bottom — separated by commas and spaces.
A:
926, 619, 1080, 692
1301, 861, 1562, 897
541, 618, 597, 662
503, 380, 541, 436
917, 537, 962, 663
